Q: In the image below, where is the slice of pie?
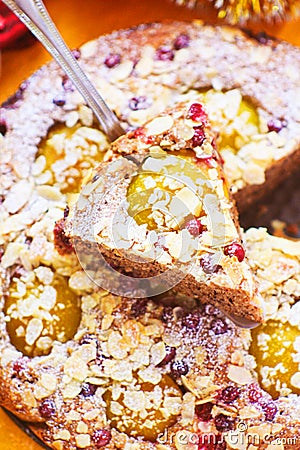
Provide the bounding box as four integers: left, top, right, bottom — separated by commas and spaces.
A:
63, 100, 264, 323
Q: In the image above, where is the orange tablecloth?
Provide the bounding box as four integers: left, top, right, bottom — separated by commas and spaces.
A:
1, 0, 300, 448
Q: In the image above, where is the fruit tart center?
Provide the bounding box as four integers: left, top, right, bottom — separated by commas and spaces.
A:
5, 268, 81, 357
104, 372, 182, 441
127, 150, 217, 232
250, 319, 300, 398
37, 122, 108, 194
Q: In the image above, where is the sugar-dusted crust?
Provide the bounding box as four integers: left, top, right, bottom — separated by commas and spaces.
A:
64, 100, 263, 323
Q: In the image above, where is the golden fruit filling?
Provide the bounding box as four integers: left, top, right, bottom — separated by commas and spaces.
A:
104, 373, 182, 441
127, 151, 222, 232
5, 268, 81, 357
37, 122, 108, 194
199, 90, 260, 153
251, 320, 300, 398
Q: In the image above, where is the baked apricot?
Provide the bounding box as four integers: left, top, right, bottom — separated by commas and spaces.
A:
104, 373, 182, 441
37, 123, 107, 194
251, 320, 300, 398
5, 270, 81, 357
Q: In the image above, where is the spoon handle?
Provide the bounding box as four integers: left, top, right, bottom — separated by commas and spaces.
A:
3, 0, 124, 142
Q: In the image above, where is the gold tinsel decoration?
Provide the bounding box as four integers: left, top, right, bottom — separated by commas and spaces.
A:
174, 0, 300, 23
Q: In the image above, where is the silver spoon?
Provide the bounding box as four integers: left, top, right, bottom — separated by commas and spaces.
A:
3, 1, 260, 330
2, 0, 124, 142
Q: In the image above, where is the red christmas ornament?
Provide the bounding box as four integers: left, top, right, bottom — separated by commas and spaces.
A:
0, 1, 34, 49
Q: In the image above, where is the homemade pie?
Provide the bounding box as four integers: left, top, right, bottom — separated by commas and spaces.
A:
1, 20, 300, 450
63, 100, 263, 323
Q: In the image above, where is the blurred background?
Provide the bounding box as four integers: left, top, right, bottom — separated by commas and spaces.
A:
1, 0, 300, 103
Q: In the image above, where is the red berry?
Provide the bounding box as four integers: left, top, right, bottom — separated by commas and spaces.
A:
267, 118, 287, 133
219, 385, 240, 403
129, 95, 150, 111
248, 383, 263, 403
195, 402, 213, 422
182, 312, 201, 330
173, 34, 190, 50
130, 299, 148, 317
188, 103, 208, 123
171, 360, 189, 377
12, 357, 29, 375
62, 75, 74, 92
80, 382, 98, 397
38, 398, 56, 418
192, 126, 206, 147
53, 219, 74, 255
53, 95, 66, 107
93, 429, 112, 448
133, 127, 145, 138
223, 243, 245, 262
104, 53, 121, 68
72, 49, 81, 59
200, 254, 221, 275
261, 401, 278, 421
155, 46, 174, 61
0, 119, 7, 136
198, 436, 226, 450
197, 435, 214, 450
161, 306, 173, 323
210, 318, 228, 335
185, 219, 204, 236
195, 155, 214, 167
214, 413, 235, 432
158, 345, 176, 366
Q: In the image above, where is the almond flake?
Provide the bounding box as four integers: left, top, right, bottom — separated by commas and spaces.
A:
150, 341, 166, 365
227, 365, 253, 385
123, 390, 146, 411
63, 381, 82, 399
3, 179, 33, 214
146, 115, 174, 136
53, 430, 71, 441
75, 434, 91, 449
83, 408, 101, 421
52, 441, 64, 450
40, 373, 57, 392
36, 185, 64, 201
290, 372, 300, 389
76, 421, 88, 433
107, 330, 129, 359
25, 318, 43, 345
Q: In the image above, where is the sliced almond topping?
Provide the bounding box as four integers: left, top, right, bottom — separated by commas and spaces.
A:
75, 434, 91, 449
25, 318, 43, 346
227, 365, 253, 385
146, 115, 174, 136
290, 372, 300, 389
53, 430, 71, 441
52, 441, 64, 450
40, 373, 57, 392
76, 421, 88, 434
